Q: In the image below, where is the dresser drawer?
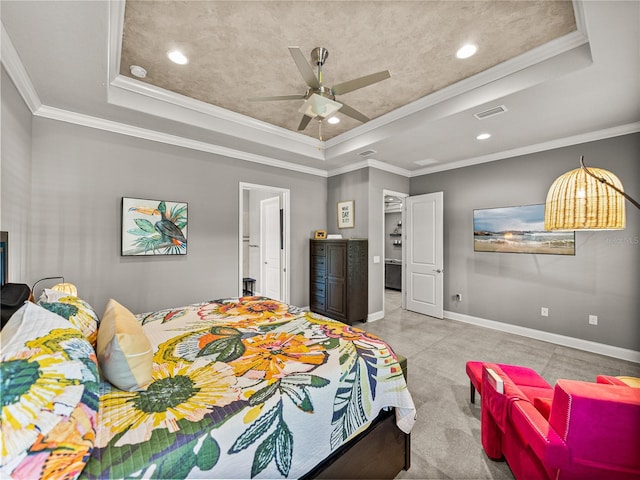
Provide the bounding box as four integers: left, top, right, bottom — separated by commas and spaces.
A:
310, 293, 325, 310
311, 242, 326, 256
312, 255, 326, 270
311, 281, 326, 296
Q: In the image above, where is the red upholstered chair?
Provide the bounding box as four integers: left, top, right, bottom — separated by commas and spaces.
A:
597, 375, 640, 388
481, 365, 640, 480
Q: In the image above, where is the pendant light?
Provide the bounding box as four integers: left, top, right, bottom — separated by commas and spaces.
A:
545, 156, 639, 231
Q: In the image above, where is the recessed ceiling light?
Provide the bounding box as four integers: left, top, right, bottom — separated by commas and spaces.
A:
129, 65, 147, 78
456, 44, 478, 59
167, 49, 188, 65
327, 116, 340, 124
477, 133, 491, 140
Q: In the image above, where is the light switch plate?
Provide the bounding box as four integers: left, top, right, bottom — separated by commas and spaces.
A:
373, 256, 381, 264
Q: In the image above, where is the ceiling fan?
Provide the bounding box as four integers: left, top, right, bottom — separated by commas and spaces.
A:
249, 46, 391, 132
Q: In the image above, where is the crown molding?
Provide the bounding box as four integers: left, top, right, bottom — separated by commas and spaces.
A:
1, 21, 42, 113
107, 0, 125, 85
327, 120, 640, 179
110, 75, 322, 151
410, 122, 640, 176
5, 3, 633, 184
34, 105, 329, 177
325, 2, 589, 149
105, 0, 591, 165
106, 0, 325, 161
328, 158, 411, 178
31, 103, 637, 182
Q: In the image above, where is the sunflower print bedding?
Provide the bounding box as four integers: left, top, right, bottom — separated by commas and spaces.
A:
0, 302, 100, 480
82, 297, 416, 479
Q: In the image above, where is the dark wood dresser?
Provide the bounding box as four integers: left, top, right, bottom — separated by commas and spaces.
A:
310, 239, 368, 324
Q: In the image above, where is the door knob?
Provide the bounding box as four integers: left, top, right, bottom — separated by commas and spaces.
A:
434, 269, 443, 273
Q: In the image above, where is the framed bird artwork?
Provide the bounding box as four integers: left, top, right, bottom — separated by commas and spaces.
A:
121, 197, 188, 256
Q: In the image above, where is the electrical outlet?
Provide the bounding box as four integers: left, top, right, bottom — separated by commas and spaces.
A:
589, 315, 598, 325
541, 307, 549, 317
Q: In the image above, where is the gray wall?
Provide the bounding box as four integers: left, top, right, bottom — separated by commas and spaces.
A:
5, 63, 638, 352
327, 167, 409, 315
327, 168, 369, 238
410, 133, 640, 351
1, 67, 32, 282
23, 117, 326, 315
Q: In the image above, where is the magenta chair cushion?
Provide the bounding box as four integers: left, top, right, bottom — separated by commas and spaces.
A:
548, 379, 640, 478
467, 361, 551, 399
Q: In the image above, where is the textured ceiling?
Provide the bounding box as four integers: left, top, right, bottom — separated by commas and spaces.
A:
119, 1, 577, 141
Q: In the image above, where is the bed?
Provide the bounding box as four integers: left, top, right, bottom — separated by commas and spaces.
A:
1, 293, 415, 479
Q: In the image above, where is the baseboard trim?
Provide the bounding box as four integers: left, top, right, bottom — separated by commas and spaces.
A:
444, 311, 640, 364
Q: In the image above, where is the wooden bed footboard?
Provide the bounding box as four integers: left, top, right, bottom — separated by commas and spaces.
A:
302, 408, 411, 480
302, 355, 411, 479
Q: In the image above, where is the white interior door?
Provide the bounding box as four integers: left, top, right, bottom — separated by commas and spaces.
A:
260, 196, 281, 301
405, 192, 444, 318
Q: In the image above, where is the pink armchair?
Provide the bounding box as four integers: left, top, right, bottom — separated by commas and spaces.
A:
481, 364, 640, 480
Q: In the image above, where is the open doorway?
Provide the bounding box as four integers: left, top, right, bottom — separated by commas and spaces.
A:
238, 183, 290, 303
382, 190, 408, 316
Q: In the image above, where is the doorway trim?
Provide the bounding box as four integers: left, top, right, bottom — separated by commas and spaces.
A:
382, 190, 409, 315
238, 182, 290, 303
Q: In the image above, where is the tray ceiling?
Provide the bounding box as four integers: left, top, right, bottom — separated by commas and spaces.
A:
119, 1, 577, 141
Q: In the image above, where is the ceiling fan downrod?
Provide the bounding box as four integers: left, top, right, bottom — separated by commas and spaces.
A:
311, 47, 329, 86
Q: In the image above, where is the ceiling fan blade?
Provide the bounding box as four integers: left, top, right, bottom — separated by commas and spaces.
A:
248, 94, 306, 102
338, 102, 370, 123
288, 46, 320, 89
331, 70, 391, 95
297, 115, 312, 131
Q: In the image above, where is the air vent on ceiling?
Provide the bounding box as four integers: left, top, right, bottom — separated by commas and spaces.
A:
414, 158, 437, 166
474, 105, 508, 120
358, 149, 377, 157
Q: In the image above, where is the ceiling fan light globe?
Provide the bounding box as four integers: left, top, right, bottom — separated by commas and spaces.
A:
299, 93, 342, 119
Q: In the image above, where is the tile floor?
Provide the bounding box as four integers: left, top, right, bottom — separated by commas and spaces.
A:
358, 290, 640, 479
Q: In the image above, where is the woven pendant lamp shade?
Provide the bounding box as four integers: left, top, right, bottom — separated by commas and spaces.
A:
545, 165, 626, 230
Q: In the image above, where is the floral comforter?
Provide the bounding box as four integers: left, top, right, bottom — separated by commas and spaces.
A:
81, 297, 416, 479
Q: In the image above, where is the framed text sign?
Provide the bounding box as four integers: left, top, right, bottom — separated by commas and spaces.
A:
337, 200, 354, 229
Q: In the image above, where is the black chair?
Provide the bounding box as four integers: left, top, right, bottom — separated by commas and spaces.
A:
1, 283, 31, 328
242, 277, 256, 296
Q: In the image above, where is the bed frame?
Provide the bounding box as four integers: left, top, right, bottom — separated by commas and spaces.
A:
303, 355, 411, 479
